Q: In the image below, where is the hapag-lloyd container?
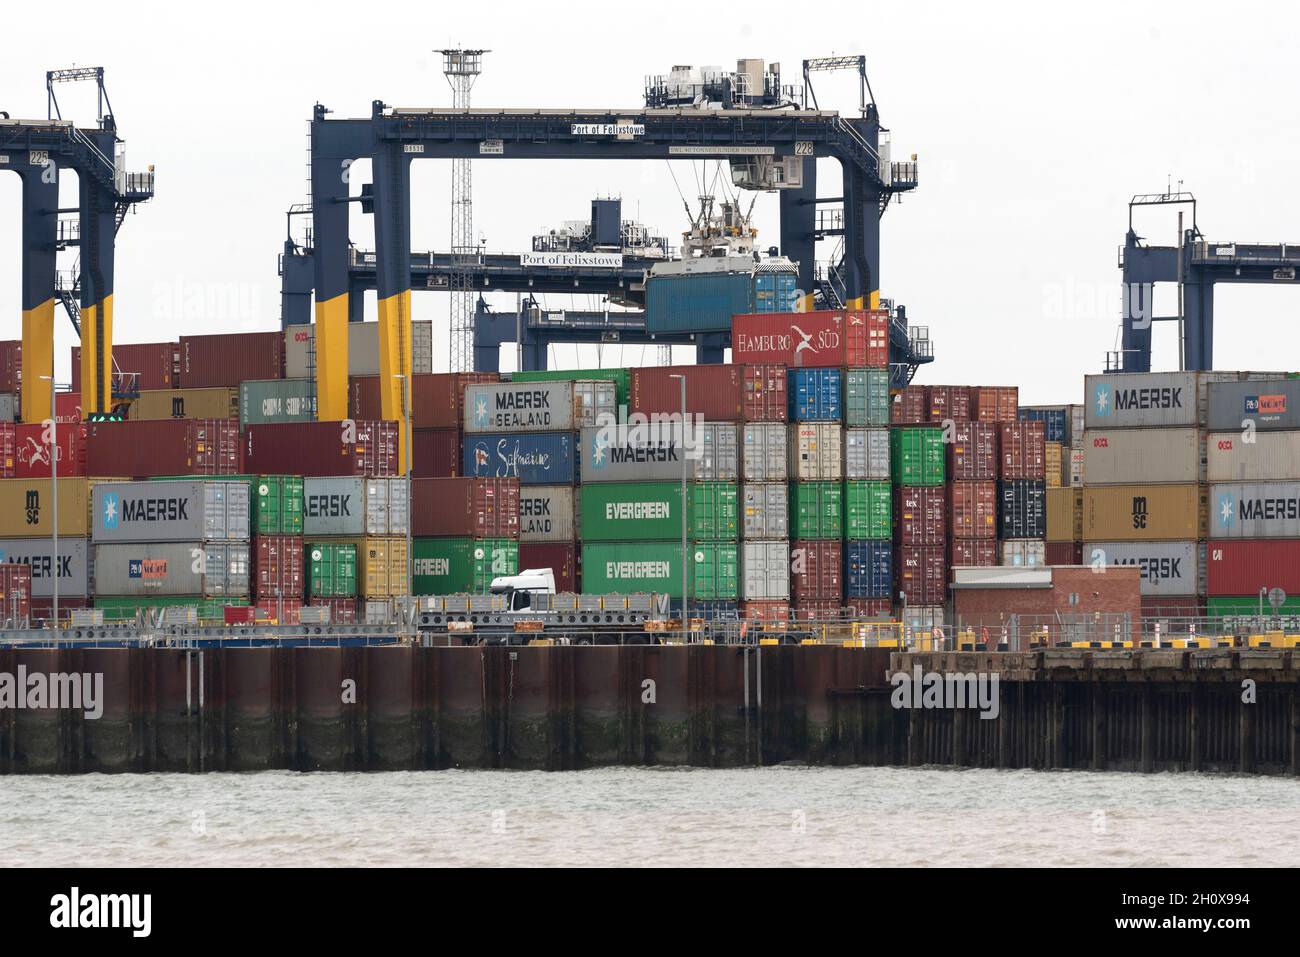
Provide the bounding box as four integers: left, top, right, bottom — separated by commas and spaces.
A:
789, 482, 843, 540
579, 481, 737, 541
244, 421, 399, 478
845, 481, 891, 540
788, 369, 842, 421
1086, 541, 1204, 596
411, 477, 519, 538
413, 537, 518, 594
180, 332, 284, 388
1207, 481, 1300, 538
413, 428, 461, 477
1082, 484, 1207, 541
950, 539, 997, 568
1083, 428, 1204, 485
789, 540, 843, 601
1207, 539, 1300, 595
999, 480, 1047, 540
891, 427, 944, 486
1207, 378, 1300, 432
72, 341, 177, 392
303, 477, 409, 537
948, 481, 997, 540
789, 423, 842, 481
1207, 431, 1300, 482
970, 386, 1019, 423
14, 423, 87, 478
1046, 487, 1083, 542
730, 310, 888, 368
896, 486, 946, 545
0, 537, 91, 597
630, 364, 745, 421
947, 422, 997, 481
254, 535, 304, 600
287, 320, 434, 379
517, 485, 572, 542
844, 369, 891, 427
925, 385, 972, 424
87, 419, 241, 477
896, 545, 946, 605
1000, 540, 1046, 567
92, 480, 250, 544
844, 428, 890, 481
578, 423, 737, 483
92, 542, 250, 597
464, 431, 576, 485
742, 423, 788, 482
240, 378, 317, 425
741, 483, 788, 539
518, 542, 578, 593
740, 365, 789, 422
998, 421, 1046, 480
351, 371, 497, 429
1083, 371, 1234, 429
581, 541, 738, 600
462, 380, 615, 433
845, 541, 891, 599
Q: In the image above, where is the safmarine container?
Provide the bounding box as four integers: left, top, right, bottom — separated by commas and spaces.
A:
581, 542, 738, 600
413, 428, 461, 477
323, 537, 408, 597
630, 364, 745, 420
514, 368, 630, 409
1000, 540, 1046, 568
1084, 371, 1213, 429
1082, 484, 1206, 541
350, 371, 497, 429
845, 541, 891, 599
1086, 541, 1204, 596
1207, 540, 1300, 596
789, 423, 842, 481
180, 332, 284, 388
244, 421, 399, 477
303, 477, 409, 537
845, 481, 891, 540
1207, 379, 1300, 432
741, 483, 788, 539
0, 478, 104, 537
788, 369, 842, 421
891, 427, 944, 486
254, 535, 303, 600
462, 380, 613, 433
130, 388, 239, 421
1207, 481, 1300, 538
92, 480, 250, 544
1083, 428, 1204, 485
87, 419, 241, 477
413, 538, 518, 594
0, 537, 91, 597
1207, 431, 1300, 482
845, 369, 891, 427
1046, 487, 1083, 542
92, 542, 250, 597
14, 423, 87, 478
72, 341, 177, 392
742, 423, 788, 482
925, 386, 972, 424
517, 485, 572, 542
789, 482, 843, 540
463, 431, 576, 485
740, 365, 788, 422
308, 542, 358, 597
998, 480, 1047, 540
730, 310, 886, 367
240, 378, 317, 425
948, 422, 997, 481
789, 541, 842, 601
844, 428, 890, 481
518, 542, 578, 593
896, 486, 946, 545
948, 481, 997, 540
411, 477, 519, 538
578, 423, 736, 482
998, 421, 1046, 480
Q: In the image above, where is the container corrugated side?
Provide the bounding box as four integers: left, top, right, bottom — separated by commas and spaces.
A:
730, 310, 882, 368
788, 423, 842, 481
1082, 484, 1207, 541
180, 332, 283, 388
630, 365, 745, 420
1085, 541, 1203, 596
240, 378, 316, 425
1046, 487, 1083, 542
1207, 431, 1300, 483
741, 483, 788, 539
579, 423, 736, 482
412, 537, 517, 594
1083, 428, 1204, 485
1207, 481, 1300, 538
645, 271, 754, 334
518, 542, 578, 593
88, 419, 242, 477
286, 320, 434, 379
410, 477, 518, 538
1207, 378, 1300, 432
0, 478, 109, 537
581, 541, 738, 600
244, 421, 399, 478
322, 536, 408, 597
0, 537, 91, 597
92, 542, 250, 597
844, 428, 890, 481
742, 423, 787, 482
517, 485, 573, 542
130, 388, 239, 421
92, 480, 250, 544
1207, 539, 1300, 596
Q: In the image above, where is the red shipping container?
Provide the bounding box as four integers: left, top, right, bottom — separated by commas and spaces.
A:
971, 386, 1020, 423
73, 342, 177, 392
897, 545, 947, 605
844, 598, 892, 619
518, 542, 577, 593
631, 364, 744, 421
87, 419, 241, 477
791, 600, 842, 621
307, 597, 358, 624
790, 540, 843, 601
413, 428, 461, 478
255, 598, 302, 625
180, 332, 284, 388
947, 422, 998, 481
895, 486, 946, 546
740, 365, 788, 422
256, 535, 304, 601
224, 606, 256, 625
0, 562, 33, 624
998, 421, 1046, 480
890, 385, 926, 425
243, 421, 398, 477
55, 392, 81, 423
947, 481, 997, 540
949, 539, 998, 568
924, 385, 971, 423
1045, 542, 1083, 566
730, 309, 887, 368
31, 597, 88, 621
0, 340, 20, 393
739, 600, 790, 623
1207, 540, 1300, 596
1141, 596, 1204, 619
351, 372, 498, 429
412, 477, 520, 538
0, 423, 14, 478
15, 423, 88, 478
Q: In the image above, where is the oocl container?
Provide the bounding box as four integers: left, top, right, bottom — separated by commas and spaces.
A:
1207, 379, 1300, 432
579, 423, 737, 483
518, 542, 578, 593
730, 309, 886, 368
307, 542, 358, 598
581, 541, 738, 600
998, 421, 1046, 480
180, 332, 284, 388
998, 480, 1047, 540
411, 477, 519, 539
891, 427, 944, 486
240, 378, 317, 426
1086, 541, 1204, 596
948, 481, 997, 540
896, 486, 946, 546
788, 423, 843, 482
413, 537, 518, 594
1082, 484, 1206, 541
741, 483, 788, 539
844, 368, 891, 427
788, 368, 842, 422
517, 485, 572, 542
845, 481, 891, 540
14, 423, 87, 478
462, 380, 614, 433
741, 423, 788, 482
351, 371, 497, 429
741, 541, 789, 601
464, 431, 576, 485
88, 419, 241, 477
1207, 431, 1300, 483
1207, 481, 1300, 538
845, 540, 891, 599
789, 482, 843, 540
92, 480, 250, 544
254, 535, 304, 600
630, 364, 745, 421
303, 477, 410, 537
948, 422, 997, 481
844, 428, 890, 482
789, 540, 843, 601
92, 542, 250, 597
1207, 539, 1300, 596
0, 537, 91, 597
1083, 427, 1204, 485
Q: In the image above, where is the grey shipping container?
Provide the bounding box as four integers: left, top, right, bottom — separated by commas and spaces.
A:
285, 320, 433, 379
0, 394, 15, 423
1207, 378, 1300, 432
742, 423, 788, 482
1000, 539, 1046, 567
1084, 371, 1242, 429
741, 540, 790, 600
519, 485, 576, 542
303, 477, 410, 537
1208, 481, 1300, 539
1084, 540, 1204, 596
844, 428, 890, 481
240, 378, 317, 425
464, 380, 615, 433
742, 483, 789, 539
580, 422, 738, 483
0, 537, 91, 598
1207, 431, 1300, 482
789, 423, 843, 481
1082, 428, 1204, 485
93, 542, 250, 597
92, 481, 250, 544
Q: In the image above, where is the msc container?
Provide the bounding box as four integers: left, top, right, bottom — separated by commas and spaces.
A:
844, 368, 891, 427
413, 428, 461, 478
73, 341, 177, 392
890, 386, 926, 425
411, 477, 519, 539
0, 478, 105, 537
92, 480, 250, 544
948, 481, 997, 540
844, 428, 890, 482
307, 542, 358, 598
1000, 539, 1046, 568
286, 320, 434, 379
630, 364, 745, 421
131, 387, 239, 421
891, 427, 944, 486
788, 423, 843, 482
580, 481, 737, 542
1086, 541, 1204, 596
303, 477, 410, 537
925, 385, 972, 424
998, 421, 1046, 480
581, 541, 738, 600
950, 539, 998, 568
741, 423, 788, 482
240, 378, 317, 425
15, 423, 87, 478
1207, 539, 1300, 596
413, 537, 517, 595
1046, 487, 1083, 542
730, 309, 886, 368
1207, 430, 1300, 483
254, 535, 304, 600
180, 332, 284, 388
1083, 371, 1223, 429
1208, 481, 1300, 539
844, 540, 891, 599
0, 562, 32, 623
741, 483, 788, 539
970, 386, 1019, 423
896, 486, 946, 546
1082, 484, 1206, 541
518, 542, 578, 594
247, 421, 399, 478
788, 368, 842, 422
462, 380, 614, 433
1207, 379, 1300, 432
789, 482, 843, 540
93, 542, 250, 597
740, 364, 788, 422
0, 537, 91, 598
87, 419, 241, 477
845, 481, 891, 540
897, 545, 946, 605
323, 536, 408, 597
1083, 428, 1203, 485
645, 271, 779, 334
947, 421, 997, 482
513, 368, 630, 410
351, 371, 497, 430
579, 423, 737, 483
516, 484, 572, 542
998, 480, 1047, 540
789, 540, 843, 601
464, 431, 577, 485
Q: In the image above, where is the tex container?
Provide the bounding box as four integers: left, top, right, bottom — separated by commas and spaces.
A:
580, 481, 737, 542
351, 371, 497, 429
244, 421, 399, 478
0, 562, 31, 623
789, 482, 843, 540
92, 542, 250, 597
72, 342, 177, 393
896, 486, 946, 546
0, 537, 91, 598
788, 423, 843, 481
946, 421, 996, 481
844, 368, 891, 427
463, 432, 575, 485
844, 428, 890, 481
303, 477, 409, 537
308, 542, 358, 598
845, 540, 892, 599
518, 542, 579, 593
1082, 484, 1206, 541
1207, 540, 1300, 596
1207, 431, 1300, 483
1046, 487, 1083, 543
1207, 379, 1300, 432
323, 536, 408, 598
14, 423, 87, 478
1086, 541, 1204, 597
730, 309, 887, 368
739, 364, 789, 422
579, 423, 737, 483
741, 423, 788, 482
517, 485, 572, 542
950, 539, 998, 568
0, 478, 107, 537
287, 320, 434, 380
891, 427, 945, 486
92, 480, 250, 544
254, 535, 304, 600
998, 421, 1046, 480
789, 540, 843, 601
1208, 481, 1300, 539
581, 541, 738, 600
741, 483, 788, 539
998, 480, 1047, 540
240, 378, 317, 425
180, 332, 283, 388
411, 477, 520, 539
513, 368, 630, 410
845, 481, 891, 540
925, 385, 972, 424
948, 481, 997, 540
788, 368, 842, 422
645, 271, 777, 334
891, 386, 926, 425
413, 537, 518, 595
87, 419, 241, 477
970, 386, 1020, 423
1083, 428, 1204, 485
130, 388, 239, 421
413, 428, 461, 477
630, 364, 746, 421
462, 379, 614, 433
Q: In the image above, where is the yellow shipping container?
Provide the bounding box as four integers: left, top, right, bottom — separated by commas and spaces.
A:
0, 477, 127, 537
1045, 441, 1063, 489
130, 388, 239, 421
1046, 487, 1082, 542
1082, 484, 1207, 542
318, 536, 408, 598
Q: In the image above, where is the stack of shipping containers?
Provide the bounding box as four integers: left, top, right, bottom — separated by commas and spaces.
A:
739, 366, 790, 624
843, 360, 892, 618
942, 391, 999, 576
411, 476, 520, 594
1028, 405, 1086, 566
788, 366, 844, 621
997, 416, 1046, 566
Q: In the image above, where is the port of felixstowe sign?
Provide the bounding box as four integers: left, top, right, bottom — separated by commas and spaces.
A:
571, 123, 645, 136
521, 252, 624, 268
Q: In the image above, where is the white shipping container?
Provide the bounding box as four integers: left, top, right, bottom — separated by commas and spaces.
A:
518, 485, 575, 542
1207, 481, 1300, 539
1207, 430, 1300, 483
844, 428, 890, 481
741, 483, 788, 539
1082, 428, 1204, 485
1001, 539, 1046, 567
1083, 371, 1236, 429
284, 320, 433, 379
788, 423, 843, 481
580, 423, 738, 482
1069, 449, 1085, 487
1084, 540, 1204, 596
303, 477, 409, 536
741, 541, 789, 601
741, 423, 788, 482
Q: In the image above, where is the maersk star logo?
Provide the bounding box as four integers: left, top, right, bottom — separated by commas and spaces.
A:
1094, 384, 1112, 417
103, 493, 119, 529
590, 434, 608, 469
1219, 494, 1235, 527
473, 396, 489, 426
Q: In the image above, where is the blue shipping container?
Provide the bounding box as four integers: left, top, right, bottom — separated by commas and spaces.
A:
789, 368, 843, 421
644, 270, 796, 333
845, 540, 892, 599
462, 431, 576, 485
1019, 407, 1067, 444
672, 599, 739, 621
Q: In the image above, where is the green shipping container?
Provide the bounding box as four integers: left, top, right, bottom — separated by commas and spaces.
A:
579, 481, 737, 541
413, 538, 518, 594
512, 367, 630, 409
844, 369, 891, 427
1206, 596, 1300, 620
151, 473, 304, 535
581, 541, 738, 599
789, 481, 844, 539
308, 542, 358, 597
240, 378, 317, 425
845, 481, 892, 539
94, 595, 249, 621
891, 427, 945, 486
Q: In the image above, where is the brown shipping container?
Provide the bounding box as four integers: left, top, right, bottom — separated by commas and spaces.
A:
255, 598, 302, 624
255, 535, 304, 601
740, 365, 788, 422
1082, 484, 1207, 541
843, 598, 891, 619
790, 540, 843, 601
351, 372, 497, 429
925, 385, 971, 423
307, 597, 358, 624
87, 419, 241, 477
180, 332, 284, 388
1046, 487, 1083, 543
631, 365, 744, 421
0, 341, 20, 393
73, 342, 177, 392
999, 421, 1046, 480
947, 421, 998, 481
1141, 596, 1204, 619
518, 542, 577, 593
412, 477, 520, 538
243, 421, 398, 477
971, 386, 1019, 423
739, 600, 791, 623
949, 539, 997, 568
948, 481, 997, 539
130, 388, 239, 421
791, 600, 841, 622
1045, 542, 1083, 566
897, 545, 947, 605
895, 486, 946, 545
0, 562, 33, 623
890, 386, 926, 425
413, 428, 461, 478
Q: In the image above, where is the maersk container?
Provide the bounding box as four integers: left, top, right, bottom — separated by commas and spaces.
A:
579, 423, 736, 483
1083, 428, 1204, 485
517, 484, 574, 542
1083, 371, 1236, 429
845, 481, 891, 540
1207, 540, 1300, 596
891, 427, 945, 486
1207, 431, 1300, 483
0, 537, 91, 598
1082, 484, 1206, 541
581, 541, 738, 600
645, 271, 771, 334
462, 380, 615, 433
413, 537, 518, 594
844, 428, 890, 481
463, 431, 576, 485
1208, 481, 1300, 539
303, 477, 409, 537
240, 378, 317, 426
579, 481, 737, 541
998, 480, 1047, 540
742, 423, 788, 482
844, 369, 891, 427
307, 542, 358, 598
93, 542, 250, 597
1207, 378, 1300, 432
788, 368, 842, 421
741, 483, 788, 539
1086, 541, 1204, 596
845, 540, 892, 599
512, 368, 631, 410
1000, 540, 1046, 568
788, 423, 842, 481
92, 480, 250, 544
155, 473, 304, 536
789, 482, 843, 540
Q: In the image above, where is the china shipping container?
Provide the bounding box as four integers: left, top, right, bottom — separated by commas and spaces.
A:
844, 368, 891, 427
462, 379, 615, 433
789, 540, 843, 601
947, 421, 997, 481
742, 423, 788, 482
92, 480, 250, 544
998, 480, 1047, 540
730, 309, 886, 368
88, 419, 241, 477
950, 539, 998, 568
1085, 540, 1204, 596
73, 341, 177, 392
254, 535, 304, 600
351, 371, 497, 429
14, 423, 87, 478
180, 332, 284, 388
1207, 539, 1300, 595
413, 428, 460, 477
788, 423, 842, 481
1000, 540, 1046, 568
303, 477, 409, 537
890, 386, 926, 425
740, 364, 789, 422
240, 378, 317, 426
741, 541, 789, 600
518, 542, 578, 594
320, 536, 408, 597
244, 421, 399, 478
925, 385, 971, 423
412, 477, 520, 539
464, 431, 576, 485
517, 485, 572, 542
1207, 431, 1300, 483
844, 540, 891, 599
0, 562, 32, 623
130, 388, 239, 421
579, 481, 737, 541
789, 482, 843, 540
948, 481, 997, 540
413, 537, 518, 594
513, 368, 630, 409
307, 542, 358, 597
845, 481, 891, 540
970, 386, 1019, 423
1083, 427, 1204, 485
646, 270, 796, 334
1207, 378, 1300, 432
844, 428, 890, 482
788, 368, 842, 421
630, 364, 745, 420
578, 423, 737, 483
891, 427, 945, 486
738, 600, 790, 623
92, 542, 250, 597
1082, 484, 1207, 541
1044, 541, 1083, 566
897, 545, 946, 605
0, 477, 109, 537
1083, 371, 1234, 430
1046, 487, 1083, 542
741, 483, 788, 539
998, 421, 1046, 480
286, 320, 434, 379
0, 537, 91, 597
581, 541, 737, 600
1207, 481, 1300, 539
895, 486, 946, 546
0, 341, 20, 393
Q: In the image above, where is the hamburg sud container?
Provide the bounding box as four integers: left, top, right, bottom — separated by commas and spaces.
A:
254, 535, 304, 600
517, 485, 573, 542
789, 482, 843, 539
845, 428, 890, 481
1082, 484, 1206, 541
92, 480, 250, 543
14, 423, 87, 478
1207, 431, 1300, 482
1208, 540, 1300, 596
845, 540, 891, 599
92, 542, 250, 597
413, 538, 519, 594
0, 538, 91, 598
730, 310, 888, 368
411, 477, 520, 538
579, 481, 738, 541
519, 542, 578, 593
947, 422, 997, 481
896, 486, 945, 546
741, 483, 788, 539
581, 542, 738, 599
788, 369, 842, 421
998, 421, 1046, 480
789, 541, 842, 601
630, 364, 746, 421
307, 542, 357, 597
87, 420, 241, 477
1085, 541, 1204, 596
514, 368, 631, 410
240, 379, 316, 425
244, 421, 398, 478
578, 423, 736, 483
1207, 378, 1300, 432
303, 477, 409, 537
742, 541, 790, 601
845, 481, 891, 539
180, 332, 284, 388
1083, 427, 1204, 484
742, 423, 787, 482
1207, 481, 1300, 538
351, 371, 497, 429
844, 369, 891, 427
948, 481, 997, 539
925, 386, 972, 424
462, 380, 615, 433
998, 480, 1046, 539
463, 432, 576, 485
789, 423, 842, 481
897, 545, 946, 604
892, 427, 944, 486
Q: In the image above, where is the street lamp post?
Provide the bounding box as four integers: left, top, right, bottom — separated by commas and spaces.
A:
668, 374, 687, 642
39, 375, 58, 629
397, 374, 413, 634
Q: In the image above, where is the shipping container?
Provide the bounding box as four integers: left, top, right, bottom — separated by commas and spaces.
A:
0, 395, 17, 424
789, 482, 843, 540
14, 423, 87, 478
286, 320, 434, 379
925, 385, 971, 424
1018, 406, 1076, 445
890, 386, 926, 425
845, 481, 891, 540
180, 332, 284, 388
307, 542, 358, 598
999, 479, 1047, 540
844, 368, 891, 427
895, 486, 946, 546
0, 424, 12, 477
578, 423, 736, 482
738, 600, 790, 623
0, 478, 108, 537
1083, 428, 1204, 485
950, 539, 998, 568
93, 542, 250, 597
515, 484, 571, 542
1207, 378, 1300, 432
788, 368, 842, 421
1045, 442, 1063, 488
518, 542, 578, 594
970, 386, 1019, 423
1000, 539, 1046, 568
130, 387, 239, 421
240, 378, 317, 426
154, 474, 303, 536
1046, 487, 1083, 543
581, 541, 737, 600
891, 427, 944, 486
412, 537, 517, 595
788, 423, 843, 482
844, 428, 890, 482
1206, 596, 1300, 621
254, 535, 304, 601
1140, 596, 1203, 619
0, 341, 20, 394
843, 599, 892, 619
303, 477, 409, 537
730, 309, 886, 367
1207, 430, 1300, 483
464, 431, 576, 485
789, 540, 843, 601
1206, 539, 1300, 596
741, 541, 789, 601
998, 421, 1046, 480
1045, 541, 1083, 566
410, 477, 518, 539
462, 380, 614, 433
897, 545, 947, 605
244, 421, 399, 478
1086, 541, 1204, 596
58, 394, 85, 423
791, 600, 842, 622
253, 598, 302, 625
741, 423, 788, 482
92, 480, 250, 544
0, 537, 91, 598
413, 428, 460, 478
741, 483, 788, 539
630, 364, 745, 421
844, 540, 891, 599
947, 421, 997, 482
1207, 481, 1300, 539
1082, 484, 1207, 541
0, 562, 32, 624
73, 342, 177, 393
579, 481, 737, 541
948, 481, 997, 540
1068, 448, 1085, 487
351, 371, 497, 430
740, 364, 789, 422
94, 595, 248, 622
647, 270, 795, 334
88, 419, 241, 477
321, 536, 408, 597
513, 368, 630, 410
1084, 371, 1232, 429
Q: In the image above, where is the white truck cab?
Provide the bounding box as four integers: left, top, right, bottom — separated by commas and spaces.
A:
490, 568, 557, 613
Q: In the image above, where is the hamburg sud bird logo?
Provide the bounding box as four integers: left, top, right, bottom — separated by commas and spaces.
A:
1094, 383, 1113, 418
19, 436, 53, 467
790, 325, 817, 359
1218, 492, 1235, 528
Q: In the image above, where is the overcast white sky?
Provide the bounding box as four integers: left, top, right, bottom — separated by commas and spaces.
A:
3, 0, 1298, 403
